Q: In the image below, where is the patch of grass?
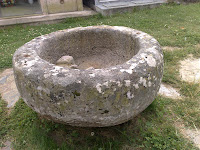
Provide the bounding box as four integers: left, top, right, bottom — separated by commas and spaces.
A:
0, 98, 197, 150
171, 83, 200, 128
161, 45, 200, 129
159, 39, 200, 129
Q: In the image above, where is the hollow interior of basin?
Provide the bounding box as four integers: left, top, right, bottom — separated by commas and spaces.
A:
38, 27, 139, 69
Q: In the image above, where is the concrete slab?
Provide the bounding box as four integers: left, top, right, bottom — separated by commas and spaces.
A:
95, 0, 167, 15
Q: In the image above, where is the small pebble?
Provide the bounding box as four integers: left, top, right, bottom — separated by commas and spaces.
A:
56, 55, 75, 66
56, 55, 79, 69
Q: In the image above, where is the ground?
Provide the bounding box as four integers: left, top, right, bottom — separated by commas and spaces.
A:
0, 3, 200, 150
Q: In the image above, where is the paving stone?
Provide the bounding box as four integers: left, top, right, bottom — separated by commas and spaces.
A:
176, 122, 200, 149
179, 55, 200, 83
0, 68, 20, 108
158, 83, 182, 99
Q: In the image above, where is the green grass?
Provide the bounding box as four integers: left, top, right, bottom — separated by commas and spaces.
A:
0, 98, 197, 150
1, 2, 200, 150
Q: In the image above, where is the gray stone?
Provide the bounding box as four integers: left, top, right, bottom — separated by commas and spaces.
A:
0, 68, 20, 108
56, 55, 75, 66
56, 55, 78, 69
0, 76, 8, 84
13, 26, 163, 127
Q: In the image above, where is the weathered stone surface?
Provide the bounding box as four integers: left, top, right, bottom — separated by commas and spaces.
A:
0, 68, 20, 108
13, 26, 163, 127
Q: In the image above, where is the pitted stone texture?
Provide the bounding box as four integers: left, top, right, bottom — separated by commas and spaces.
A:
13, 26, 163, 127
0, 68, 20, 108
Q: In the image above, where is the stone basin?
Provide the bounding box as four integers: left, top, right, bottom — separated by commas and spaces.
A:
13, 26, 163, 127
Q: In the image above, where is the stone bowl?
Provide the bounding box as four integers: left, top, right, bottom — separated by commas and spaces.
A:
13, 26, 163, 127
